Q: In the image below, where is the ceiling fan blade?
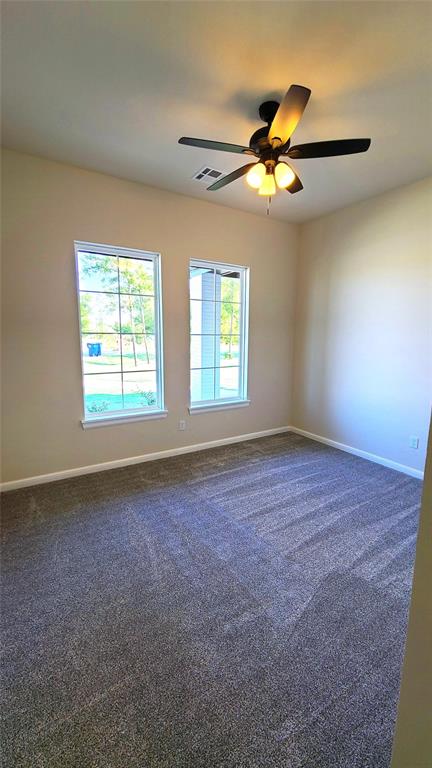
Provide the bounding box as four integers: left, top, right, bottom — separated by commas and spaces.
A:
285, 172, 303, 194
179, 137, 255, 155
207, 163, 256, 191
287, 138, 371, 159
268, 85, 311, 147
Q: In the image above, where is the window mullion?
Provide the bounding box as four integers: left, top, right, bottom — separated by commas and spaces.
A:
117, 257, 124, 409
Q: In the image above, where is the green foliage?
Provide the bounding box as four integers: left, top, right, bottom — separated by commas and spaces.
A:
220, 274, 238, 302
119, 258, 153, 295
87, 400, 110, 413
79, 293, 92, 333
220, 302, 239, 337
79, 253, 156, 353
139, 390, 157, 406
219, 275, 240, 339
120, 296, 155, 335
79, 253, 118, 291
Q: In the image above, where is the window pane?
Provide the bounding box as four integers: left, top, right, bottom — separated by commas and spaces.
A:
119, 257, 154, 295
217, 367, 240, 400
120, 295, 155, 335
84, 373, 123, 414
217, 335, 240, 367
191, 335, 215, 369
190, 266, 214, 300
121, 334, 156, 371
78, 252, 118, 292
82, 334, 121, 374
123, 371, 157, 409
189, 261, 247, 407
80, 292, 120, 333
191, 368, 214, 402
190, 300, 215, 334
219, 301, 240, 336
216, 269, 240, 303
78, 245, 163, 419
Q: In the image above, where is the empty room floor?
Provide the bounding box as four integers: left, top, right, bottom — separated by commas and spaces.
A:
1, 434, 422, 768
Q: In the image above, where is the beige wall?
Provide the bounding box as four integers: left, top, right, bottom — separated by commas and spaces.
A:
391, 416, 432, 767
2, 150, 431, 484
1, 148, 297, 483
293, 179, 432, 472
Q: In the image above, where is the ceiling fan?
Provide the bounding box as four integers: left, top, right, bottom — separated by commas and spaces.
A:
179, 85, 371, 200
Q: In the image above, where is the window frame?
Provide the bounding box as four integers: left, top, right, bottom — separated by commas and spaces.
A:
74, 240, 166, 428
188, 258, 250, 413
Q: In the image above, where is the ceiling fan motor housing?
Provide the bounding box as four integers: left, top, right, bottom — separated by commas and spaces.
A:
249, 101, 292, 155
249, 132, 290, 162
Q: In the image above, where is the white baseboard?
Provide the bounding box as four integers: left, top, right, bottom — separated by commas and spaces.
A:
1, 424, 423, 492
0, 426, 291, 492
290, 427, 424, 480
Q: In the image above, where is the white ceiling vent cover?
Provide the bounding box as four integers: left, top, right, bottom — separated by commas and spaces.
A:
192, 166, 223, 183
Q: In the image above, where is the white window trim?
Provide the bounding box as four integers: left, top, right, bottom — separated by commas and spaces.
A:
82, 409, 168, 429
74, 240, 165, 427
189, 399, 250, 415
189, 258, 250, 412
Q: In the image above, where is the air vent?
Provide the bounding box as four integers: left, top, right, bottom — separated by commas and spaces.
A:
192, 166, 223, 183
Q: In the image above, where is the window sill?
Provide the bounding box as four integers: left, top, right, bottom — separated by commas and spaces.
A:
189, 400, 250, 415
81, 409, 168, 429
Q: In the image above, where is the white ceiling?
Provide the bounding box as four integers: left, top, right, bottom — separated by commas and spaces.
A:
1, 1, 431, 223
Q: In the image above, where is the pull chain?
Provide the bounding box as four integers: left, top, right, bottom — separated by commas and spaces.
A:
266, 195, 272, 216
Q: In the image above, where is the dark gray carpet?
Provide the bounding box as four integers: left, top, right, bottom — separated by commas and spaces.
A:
1, 433, 422, 768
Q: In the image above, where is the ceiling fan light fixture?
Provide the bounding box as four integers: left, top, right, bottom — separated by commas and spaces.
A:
179, 84, 371, 204
258, 171, 276, 197
246, 162, 266, 189
275, 161, 296, 189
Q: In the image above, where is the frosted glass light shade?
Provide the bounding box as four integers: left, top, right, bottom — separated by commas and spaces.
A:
258, 173, 276, 196
246, 163, 266, 189
275, 162, 296, 189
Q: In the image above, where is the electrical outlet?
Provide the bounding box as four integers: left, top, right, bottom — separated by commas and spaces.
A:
179, 420, 186, 431
409, 435, 419, 449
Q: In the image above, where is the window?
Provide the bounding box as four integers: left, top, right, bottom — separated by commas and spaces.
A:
75, 241, 165, 426
189, 260, 249, 411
